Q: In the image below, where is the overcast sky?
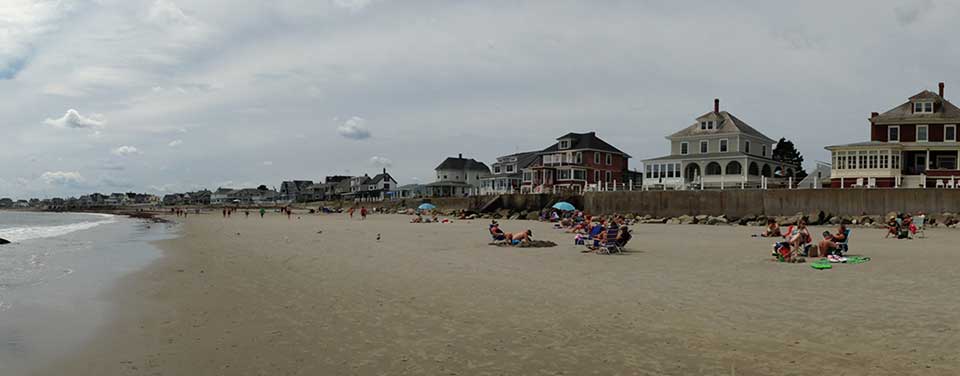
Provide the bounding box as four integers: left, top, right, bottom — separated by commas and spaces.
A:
1, 0, 957, 198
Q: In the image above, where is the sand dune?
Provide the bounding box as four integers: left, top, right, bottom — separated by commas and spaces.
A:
39, 212, 960, 375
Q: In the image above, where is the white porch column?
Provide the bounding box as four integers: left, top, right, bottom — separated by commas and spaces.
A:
629, 179, 633, 191
720, 175, 724, 190
788, 177, 793, 189
613, 180, 617, 191
840, 176, 844, 189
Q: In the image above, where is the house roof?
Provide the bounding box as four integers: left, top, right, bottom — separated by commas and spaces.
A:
435, 157, 491, 172
668, 111, 776, 144
872, 90, 960, 124
540, 132, 629, 156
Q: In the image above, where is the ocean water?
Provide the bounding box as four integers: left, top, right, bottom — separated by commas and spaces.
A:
0, 211, 174, 375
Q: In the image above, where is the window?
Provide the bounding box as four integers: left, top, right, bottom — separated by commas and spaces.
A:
681, 142, 689, 155
494, 166, 501, 174
925, 102, 933, 113
707, 121, 714, 129
888, 126, 900, 142
575, 152, 583, 164
915, 102, 934, 113
700, 121, 707, 130
700, 140, 708, 153
523, 172, 532, 181
868, 151, 878, 169
605, 171, 612, 182
594, 170, 601, 182
573, 170, 586, 180
559, 140, 570, 149
938, 156, 957, 170
645, 165, 652, 178
947, 125, 957, 142
666, 164, 674, 178
762, 145, 767, 157
652, 164, 658, 179
719, 139, 728, 153
506, 165, 515, 173
745, 140, 751, 154
918, 125, 928, 142
605, 153, 612, 165
558, 170, 571, 180
879, 151, 889, 169
594, 152, 601, 164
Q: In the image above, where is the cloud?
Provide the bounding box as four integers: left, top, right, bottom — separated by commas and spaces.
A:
111, 146, 141, 156
332, 0, 375, 12
0, 0, 72, 80
895, 0, 934, 26
41, 171, 84, 186
262, 161, 273, 166
168, 139, 183, 147
337, 116, 371, 140
44, 109, 106, 129
369, 155, 393, 168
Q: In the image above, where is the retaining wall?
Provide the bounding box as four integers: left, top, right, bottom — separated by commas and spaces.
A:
580, 189, 960, 217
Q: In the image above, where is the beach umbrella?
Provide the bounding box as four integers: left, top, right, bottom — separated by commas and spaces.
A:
552, 201, 576, 211
418, 203, 437, 211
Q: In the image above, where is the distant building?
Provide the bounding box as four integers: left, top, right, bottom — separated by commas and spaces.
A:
427, 154, 491, 197
396, 184, 427, 198
827, 82, 960, 188
522, 132, 631, 193
342, 170, 399, 202
480, 151, 539, 194
280, 180, 315, 202
0, 198, 12, 208
641, 99, 793, 190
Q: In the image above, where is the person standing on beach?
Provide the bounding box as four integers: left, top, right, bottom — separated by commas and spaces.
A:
245, 210, 250, 218
360, 206, 368, 220
348, 207, 355, 219
222, 208, 227, 218
286, 208, 292, 220
259, 208, 266, 218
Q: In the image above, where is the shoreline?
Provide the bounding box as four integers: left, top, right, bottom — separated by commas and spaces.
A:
36, 213, 960, 375
0, 212, 174, 375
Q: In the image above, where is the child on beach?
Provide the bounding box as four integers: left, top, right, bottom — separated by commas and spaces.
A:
360, 207, 368, 220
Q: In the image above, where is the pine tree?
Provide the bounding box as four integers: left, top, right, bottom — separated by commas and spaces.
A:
772, 138, 807, 179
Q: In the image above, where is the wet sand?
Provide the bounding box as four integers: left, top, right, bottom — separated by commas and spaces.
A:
39, 213, 960, 375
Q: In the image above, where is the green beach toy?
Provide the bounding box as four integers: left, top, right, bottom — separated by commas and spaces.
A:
811, 259, 832, 270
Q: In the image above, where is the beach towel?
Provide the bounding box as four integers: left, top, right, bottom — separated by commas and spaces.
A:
811, 259, 832, 270
846, 256, 871, 264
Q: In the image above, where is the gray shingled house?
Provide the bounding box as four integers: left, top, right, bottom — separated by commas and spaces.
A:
642, 99, 798, 189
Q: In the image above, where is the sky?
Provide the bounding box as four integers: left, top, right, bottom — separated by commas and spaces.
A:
0, 0, 958, 198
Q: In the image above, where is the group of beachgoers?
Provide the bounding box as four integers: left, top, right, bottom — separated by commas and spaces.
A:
410, 212, 448, 224
485, 209, 633, 253
885, 212, 924, 239
346, 206, 368, 220
763, 219, 850, 262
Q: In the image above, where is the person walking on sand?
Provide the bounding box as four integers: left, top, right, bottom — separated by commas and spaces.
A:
360, 206, 368, 220
348, 207, 355, 219
259, 207, 266, 218
286, 207, 292, 220
245, 210, 250, 218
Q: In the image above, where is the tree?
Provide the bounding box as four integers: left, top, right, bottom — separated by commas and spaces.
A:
257, 184, 269, 191
772, 138, 807, 179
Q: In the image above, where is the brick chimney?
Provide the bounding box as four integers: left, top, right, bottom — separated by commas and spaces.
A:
871, 112, 879, 118
714, 98, 720, 113
458, 153, 463, 159
939, 82, 945, 97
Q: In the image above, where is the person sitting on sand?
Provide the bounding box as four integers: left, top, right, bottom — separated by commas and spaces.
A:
616, 225, 632, 247
833, 224, 847, 243
411, 214, 423, 223
813, 231, 838, 257
490, 221, 506, 241
885, 217, 902, 239
506, 229, 533, 244
786, 220, 811, 253
761, 219, 781, 237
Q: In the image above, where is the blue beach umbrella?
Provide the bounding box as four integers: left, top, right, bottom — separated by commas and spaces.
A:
552, 201, 576, 211
418, 203, 437, 211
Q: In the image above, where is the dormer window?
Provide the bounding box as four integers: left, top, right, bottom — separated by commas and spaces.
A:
559, 140, 571, 149
700, 121, 715, 130
708, 121, 714, 129
915, 101, 934, 113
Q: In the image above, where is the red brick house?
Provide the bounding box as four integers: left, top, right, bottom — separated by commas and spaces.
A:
826, 82, 960, 188
521, 132, 631, 193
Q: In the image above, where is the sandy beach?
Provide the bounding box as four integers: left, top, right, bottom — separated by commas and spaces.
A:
38, 212, 960, 375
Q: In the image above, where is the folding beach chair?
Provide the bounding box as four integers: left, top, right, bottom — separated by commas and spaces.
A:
914, 215, 926, 238
598, 225, 622, 255
837, 229, 851, 255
